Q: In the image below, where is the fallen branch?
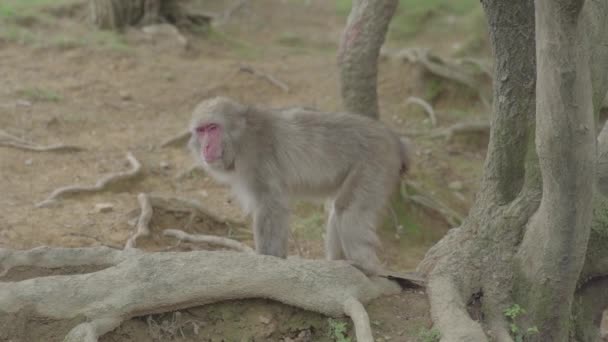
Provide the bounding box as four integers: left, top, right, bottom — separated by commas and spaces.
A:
164, 229, 254, 253
0, 130, 84, 152
125, 193, 153, 249
0, 247, 401, 342
429, 121, 490, 141
238, 64, 290, 93
160, 129, 191, 148
35, 152, 142, 208
405, 96, 437, 127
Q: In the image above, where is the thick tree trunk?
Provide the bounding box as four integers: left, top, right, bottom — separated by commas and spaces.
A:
89, 0, 210, 30
338, 0, 398, 119
514, 1, 595, 340
417, 0, 608, 341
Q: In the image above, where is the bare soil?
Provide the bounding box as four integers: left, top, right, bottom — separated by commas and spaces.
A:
0, 0, 488, 341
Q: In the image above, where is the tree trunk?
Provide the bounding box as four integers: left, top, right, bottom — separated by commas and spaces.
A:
338, 0, 398, 119
417, 0, 608, 340
89, 0, 210, 30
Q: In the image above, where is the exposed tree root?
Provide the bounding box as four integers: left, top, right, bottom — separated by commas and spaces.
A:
125, 193, 153, 249
429, 121, 490, 141
0, 246, 402, 342
403, 180, 463, 227
160, 129, 190, 148
35, 152, 142, 208
382, 47, 491, 108
238, 64, 290, 93
405, 96, 437, 127
163, 229, 254, 253
0, 130, 84, 152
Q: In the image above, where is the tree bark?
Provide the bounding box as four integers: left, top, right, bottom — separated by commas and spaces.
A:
417, 0, 608, 340
338, 0, 398, 119
514, 0, 595, 340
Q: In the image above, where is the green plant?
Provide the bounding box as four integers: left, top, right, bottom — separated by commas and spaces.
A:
18, 87, 62, 102
504, 304, 539, 342
327, 318, 351, 342
417, 327, 441, 342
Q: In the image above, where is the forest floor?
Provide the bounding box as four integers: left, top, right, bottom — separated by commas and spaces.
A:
0, 0, 491, 341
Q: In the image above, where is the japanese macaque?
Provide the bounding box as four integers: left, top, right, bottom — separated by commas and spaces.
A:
189, 97, 411, 275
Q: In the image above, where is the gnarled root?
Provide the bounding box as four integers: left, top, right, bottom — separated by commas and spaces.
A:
0, 247, 401, 342
36, 152, 142, 208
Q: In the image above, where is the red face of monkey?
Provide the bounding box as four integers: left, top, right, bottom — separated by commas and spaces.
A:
195, 123, 223, 163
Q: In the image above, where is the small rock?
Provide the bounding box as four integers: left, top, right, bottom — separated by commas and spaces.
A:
200, 190, 209, 198
16, 99, 32, 107
119, 90, 132, 101
448, 180, 464, 191
258, 315, 271, 325
94, 203, 114, 213
25, 159, 33, 166
160, 161, 170, 170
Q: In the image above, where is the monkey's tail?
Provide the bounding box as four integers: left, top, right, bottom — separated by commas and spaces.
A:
398, 136, 412, 176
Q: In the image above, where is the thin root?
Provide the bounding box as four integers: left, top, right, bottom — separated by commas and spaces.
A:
0, 130, 84, 152
125, 193, 153, 249
405, 96, 437, 127
238, 64, 290, 93
35, 152, 142, 208
163, 229, 254, 253
403, 180, 463, 227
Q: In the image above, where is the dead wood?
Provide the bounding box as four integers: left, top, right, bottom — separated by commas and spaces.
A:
405, 96, 437, 127
0, 129, 84, 152
238, 64, 290, 93
35, 152, 142, 208
0, 246, 401, 342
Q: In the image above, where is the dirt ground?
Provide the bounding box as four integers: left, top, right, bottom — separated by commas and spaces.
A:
0, 0, 490, 341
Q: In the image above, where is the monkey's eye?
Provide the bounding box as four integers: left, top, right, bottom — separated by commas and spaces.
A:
195, 126, 205, 133
207, 124, 219, 131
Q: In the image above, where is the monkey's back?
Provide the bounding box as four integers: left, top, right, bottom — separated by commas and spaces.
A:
268, 108, 402, 198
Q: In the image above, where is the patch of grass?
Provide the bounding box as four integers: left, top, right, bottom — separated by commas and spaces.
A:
88, 30, 130, 51
504, 304, 539, 342
416, 327, 441, 342
277, 32, 306, 47
327, 318, 352, 342
17, 87, 62, 102
292, 204, 325, 240
0, 0, 75, 19
425, 78, 444, 102
336, 0, 480, 41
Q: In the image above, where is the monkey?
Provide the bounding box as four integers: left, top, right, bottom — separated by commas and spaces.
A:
188, 96, 411, 275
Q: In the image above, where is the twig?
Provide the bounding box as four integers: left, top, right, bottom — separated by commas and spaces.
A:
0, 130, 84, 152
125, 193, 153, 249
238, 64, 290, 93
405, 96, 437, 127
163, 229, 254, 253
429, 121, 490, 141
161, 129, 191, 148
36, 152, 142, 208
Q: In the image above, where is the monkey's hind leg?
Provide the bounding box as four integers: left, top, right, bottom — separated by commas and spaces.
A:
334, 204, 383, 276
325, 206, 345, 260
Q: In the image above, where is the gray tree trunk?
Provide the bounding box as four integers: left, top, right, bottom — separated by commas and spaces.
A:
415, 0, 608, 340
338, 0, 398, 119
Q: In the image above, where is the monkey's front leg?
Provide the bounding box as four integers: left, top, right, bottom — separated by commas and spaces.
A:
252, 196, 290, 258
